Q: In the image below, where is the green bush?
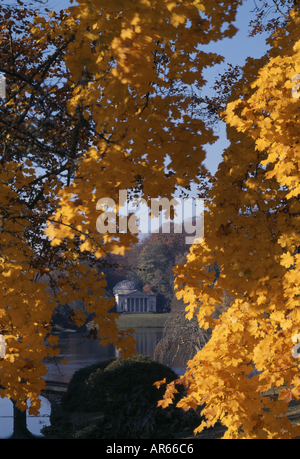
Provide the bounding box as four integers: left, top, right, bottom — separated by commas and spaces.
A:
83, 355, 201, 438
84, 355, 179, 411
45, 355, 202, 439
60, 358, 115, 412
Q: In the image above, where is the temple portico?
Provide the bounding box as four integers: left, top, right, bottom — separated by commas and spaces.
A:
113, 280, 157, 313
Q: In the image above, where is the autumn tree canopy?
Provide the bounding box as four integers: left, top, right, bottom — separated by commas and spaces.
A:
2, 0, 300, 439
157, 3, 300, 439
0, 0, 239, 415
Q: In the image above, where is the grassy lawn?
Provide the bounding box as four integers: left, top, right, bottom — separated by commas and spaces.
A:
116, 313, 169, 329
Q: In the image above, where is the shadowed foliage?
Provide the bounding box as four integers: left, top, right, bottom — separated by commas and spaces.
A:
44, 355, 202, 439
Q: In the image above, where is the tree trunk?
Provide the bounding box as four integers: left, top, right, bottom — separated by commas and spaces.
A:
8, 401, 36, 439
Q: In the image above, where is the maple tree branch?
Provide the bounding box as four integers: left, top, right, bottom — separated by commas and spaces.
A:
271, 0, 290, 19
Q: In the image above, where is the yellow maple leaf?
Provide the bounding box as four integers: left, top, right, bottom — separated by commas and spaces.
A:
281, 253, 294, 268
153, 378, 166, 388
157, 397, 173, 409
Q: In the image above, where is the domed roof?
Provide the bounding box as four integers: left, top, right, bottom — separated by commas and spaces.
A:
113, 280, 141, 295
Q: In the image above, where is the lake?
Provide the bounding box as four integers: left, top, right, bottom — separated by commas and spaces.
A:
0, 327, 185, 438
45, 327, 166, 382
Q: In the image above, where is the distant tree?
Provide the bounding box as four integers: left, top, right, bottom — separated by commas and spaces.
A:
154, 253, 228, 366
154, 294, 211, 367
135, 238, 187, 312
154, 289, 233, 368
142, 284, 154, 294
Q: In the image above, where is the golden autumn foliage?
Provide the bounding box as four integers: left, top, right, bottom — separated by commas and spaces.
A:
0, 0, 239, 414
2, 0, 300, 439
157, 5, 300, 439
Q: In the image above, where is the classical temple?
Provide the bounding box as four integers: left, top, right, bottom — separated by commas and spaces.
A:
113, 280, 157, 313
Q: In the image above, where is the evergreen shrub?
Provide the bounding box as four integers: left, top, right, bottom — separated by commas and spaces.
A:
60, 357, 115, 412
46, 355, 202, 439
83, 355, 201, 438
